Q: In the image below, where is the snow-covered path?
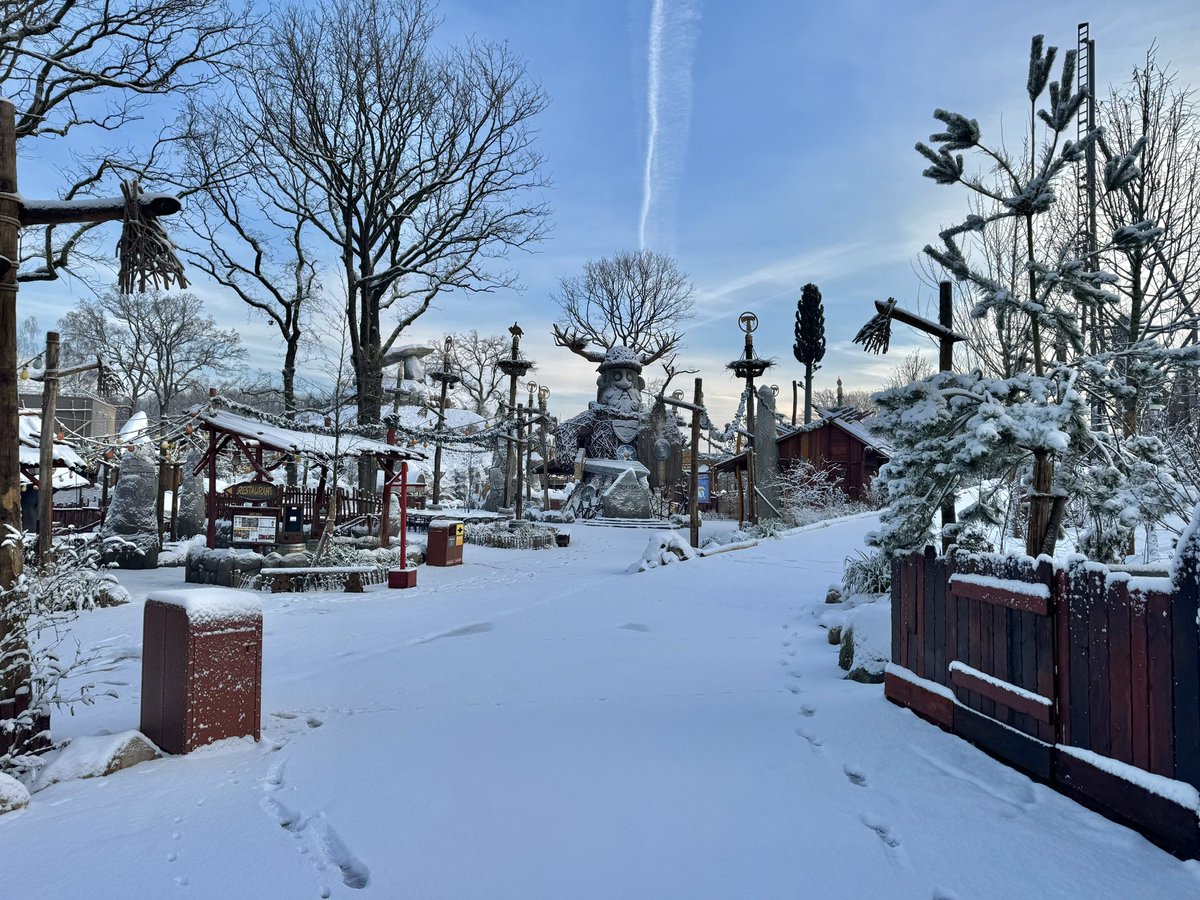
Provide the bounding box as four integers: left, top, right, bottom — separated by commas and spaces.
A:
3, 518, 1198, 898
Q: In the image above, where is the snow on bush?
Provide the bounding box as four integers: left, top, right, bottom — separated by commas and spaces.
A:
631, 531, 696, 572
0, 772, 30, 814
772, 460, 855, 527
819, 594, 891, 684
842, 549, 891, 596
2, 540, 124, 776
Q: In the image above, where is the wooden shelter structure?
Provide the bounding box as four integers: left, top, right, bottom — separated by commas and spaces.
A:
712, 407, 890, 505
191, 399, 426, 554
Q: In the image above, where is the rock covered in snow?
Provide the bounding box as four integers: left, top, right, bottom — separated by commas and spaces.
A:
33, 731, 161, 789
176, 449, 207, 538
0, 772, 30, 814
101, 449, 160, 568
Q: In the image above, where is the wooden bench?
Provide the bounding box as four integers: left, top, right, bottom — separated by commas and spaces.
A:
258, 566, 377, 594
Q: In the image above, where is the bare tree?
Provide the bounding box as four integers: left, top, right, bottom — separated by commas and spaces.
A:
450, 330, 507, 416
1, 0, 252, 282
552, 249, 693, 363
884, 349, 936, 390
59, 291, 245, 422
176, 101, 317, 420
232, 0, 548, 487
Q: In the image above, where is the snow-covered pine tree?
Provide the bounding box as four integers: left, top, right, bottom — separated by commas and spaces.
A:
872, 34, 1192, 561
793, 283, 826, 425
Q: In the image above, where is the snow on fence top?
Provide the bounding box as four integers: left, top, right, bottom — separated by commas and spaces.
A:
192, 406, 426, 463
948, 573, 1050, 599
150, 589, 262, 625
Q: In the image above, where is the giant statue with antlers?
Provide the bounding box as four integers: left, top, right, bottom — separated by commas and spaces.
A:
554, 339, 680, 519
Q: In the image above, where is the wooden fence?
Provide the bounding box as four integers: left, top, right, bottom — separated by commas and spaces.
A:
886, 545, 1200, 858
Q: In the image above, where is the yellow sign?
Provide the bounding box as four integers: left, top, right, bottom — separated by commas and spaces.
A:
455, 523, 464, 546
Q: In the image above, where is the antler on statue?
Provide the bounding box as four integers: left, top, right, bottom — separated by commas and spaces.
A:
552, 324, 608, 363
638, 334, 679, 368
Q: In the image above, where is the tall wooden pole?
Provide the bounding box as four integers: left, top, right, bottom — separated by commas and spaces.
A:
431, 372, 450, 505
36, 331, 61, 566
514, 403, 525, 521
791, 380, 798, 427
690, 377, 702, 548
539, 390, 550, 511
938, 280, 957, 551
0, 99, 23, 591
525, 384, 535, 504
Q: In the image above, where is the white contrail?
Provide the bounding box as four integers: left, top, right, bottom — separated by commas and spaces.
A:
638, 0, 700, 251
638, 0, 667, 250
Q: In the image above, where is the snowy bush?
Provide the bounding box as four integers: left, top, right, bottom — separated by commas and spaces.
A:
2, 540, 122, 776
772, 460, 853, 527
842, 549, 891, 596
464, 522, 556, 550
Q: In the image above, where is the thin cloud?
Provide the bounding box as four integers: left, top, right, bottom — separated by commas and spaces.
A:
638, 0, 701, 250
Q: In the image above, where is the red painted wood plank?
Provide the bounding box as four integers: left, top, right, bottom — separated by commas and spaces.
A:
1129, 587, 1152, 772
884, 670, 953, 730
968, 596, 982, 713
1108, 578, 1134, 765
1147, 590, 1175, 777
949, 577, 1050, 615
1088, 567, 1112, 757
915, 550, 926, 679
950, 663, 1054, 723
1054, 567, 1072, 746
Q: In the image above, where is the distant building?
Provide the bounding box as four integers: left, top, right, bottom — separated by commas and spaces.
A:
19, 393, 117, 439
710, 407, 890, 510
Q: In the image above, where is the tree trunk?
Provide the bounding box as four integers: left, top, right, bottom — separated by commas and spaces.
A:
282, 341, 298, 486
803, 364, 813, 424
1026, 450, 1056, 557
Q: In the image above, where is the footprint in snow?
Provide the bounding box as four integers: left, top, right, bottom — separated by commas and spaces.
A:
618, 623, 650, 632
795, 727, 824, 748
799, 704, 816, 717
310, 815, 370, 890
843, 764, 867, 786
860, 813, 900, 848
306, 717, 323, 729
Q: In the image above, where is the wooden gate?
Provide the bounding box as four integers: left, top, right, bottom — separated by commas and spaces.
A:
944, 553, 1057, 778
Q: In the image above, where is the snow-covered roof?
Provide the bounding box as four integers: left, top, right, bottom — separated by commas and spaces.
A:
18, 412, 88, 471
193, 406, 426, 463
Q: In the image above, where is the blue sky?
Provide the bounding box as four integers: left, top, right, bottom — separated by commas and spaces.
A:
16, 0, 1200, 423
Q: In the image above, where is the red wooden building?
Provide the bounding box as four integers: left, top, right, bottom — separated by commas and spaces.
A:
712, 408, 889, 503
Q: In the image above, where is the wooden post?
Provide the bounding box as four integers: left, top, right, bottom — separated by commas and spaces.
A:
206, 424, 218, 549
36, 331, 60, 566
539, 392, 550, 512
169, 462, 180, 541
154, 442, 167, 551
735, 434, 745, 525
938, 280, 957, 552
745, 381, 758, 526
400, 461, 408, 565
791, 380, 798, 427
514, 403, 525, 521
690, 377, 702, 548
432, 372, 449, 505
0, 99, 23, 590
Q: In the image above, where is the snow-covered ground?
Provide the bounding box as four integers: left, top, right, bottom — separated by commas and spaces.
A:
3, 517, 1198, 898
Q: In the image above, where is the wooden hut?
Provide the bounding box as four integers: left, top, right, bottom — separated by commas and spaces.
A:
711, 407, 889, 505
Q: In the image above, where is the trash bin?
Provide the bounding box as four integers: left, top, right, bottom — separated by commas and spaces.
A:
280, 504, 305, 545
140, 589, 263, 754
426, 519, 464, 567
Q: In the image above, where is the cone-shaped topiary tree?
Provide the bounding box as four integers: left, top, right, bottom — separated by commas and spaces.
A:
793, 283, 826, 424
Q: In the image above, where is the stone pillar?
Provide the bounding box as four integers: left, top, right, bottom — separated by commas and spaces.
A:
754, 385, 781, 518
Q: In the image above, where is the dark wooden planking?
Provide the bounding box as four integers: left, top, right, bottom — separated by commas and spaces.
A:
1147, 590, 1175, 778
1171, 565, 1200, 789
1035, 600, 1057, 745
923, 546, 936, 681
1068, 561, 1091, 749
953, 703, 1053, 781
1054, 567, 1072, 746
1055, 751, 1200, 861
949, 578, 1050, 615
930, 555, 943, 685
1108, 578, 1134, 764
884, 670, 953, 730
1087, 567, 1112, 757
992, 599, 1009, 725
891, 555, 902, 665
949, 665, 1053, 723
899, 555, 911, 671
1129, 588, 1152, 772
